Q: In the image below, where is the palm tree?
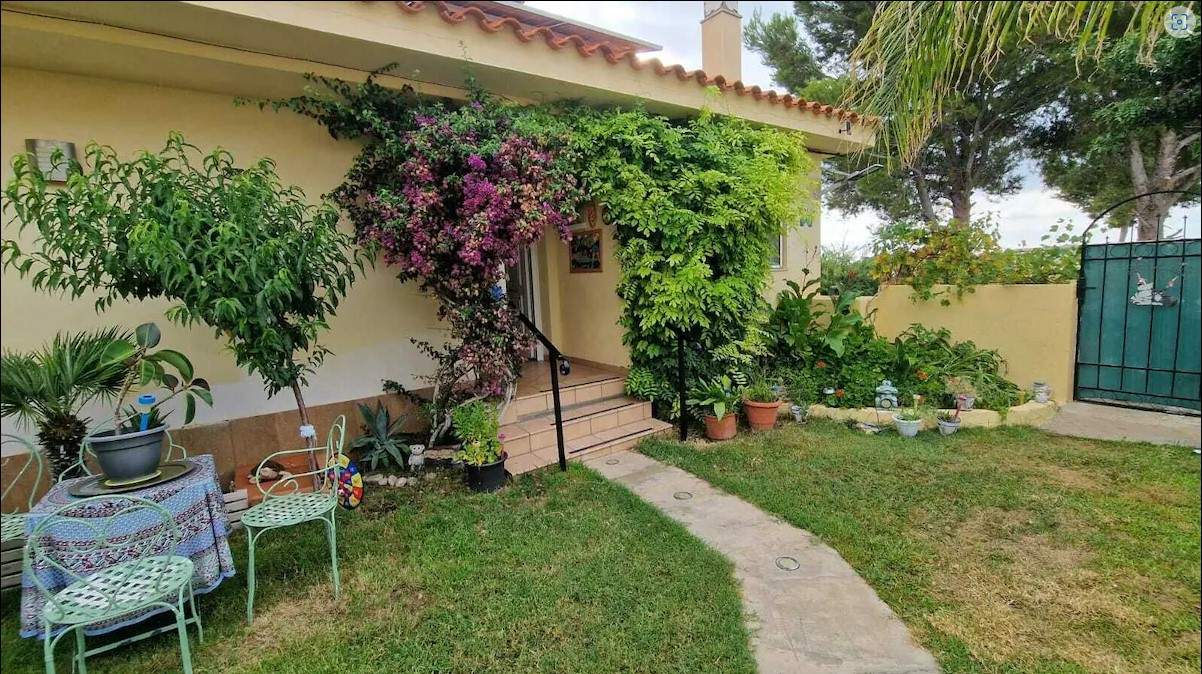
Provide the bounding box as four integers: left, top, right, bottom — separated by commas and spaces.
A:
845, 1, 1188, 165
1, 328, 132, 478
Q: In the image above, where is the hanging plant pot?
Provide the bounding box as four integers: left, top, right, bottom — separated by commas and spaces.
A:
936, 418, 961, 436
957, 394, 977, 411
893, 415, 922, 438
86, 425, 167, 484
465, 453, 507, 492
744, 400, 781, 431
704, 414, 738, 441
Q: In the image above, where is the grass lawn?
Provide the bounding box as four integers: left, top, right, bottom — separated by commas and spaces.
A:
1, 466, 755, 674
641, 421, 1201, 674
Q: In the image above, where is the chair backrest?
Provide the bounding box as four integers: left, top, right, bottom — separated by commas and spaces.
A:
25, 495, 182, 620
1, 435, 44, 514
256, 415, 347, 501
59, 428, 188, 483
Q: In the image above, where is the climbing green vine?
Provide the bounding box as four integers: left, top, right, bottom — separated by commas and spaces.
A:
570, 107, 815, 415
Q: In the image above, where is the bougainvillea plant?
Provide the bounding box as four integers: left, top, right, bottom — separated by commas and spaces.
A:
260, 71, 582, 442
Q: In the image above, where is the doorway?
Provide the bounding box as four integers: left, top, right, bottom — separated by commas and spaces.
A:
506, 247, 542, 361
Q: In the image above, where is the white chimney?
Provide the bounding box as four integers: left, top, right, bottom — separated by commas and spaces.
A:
701, 1, 741, 81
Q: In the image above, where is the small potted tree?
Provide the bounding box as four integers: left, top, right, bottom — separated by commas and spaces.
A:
743, 379, 782, 431
86, 323, 211, 484
452, 401, 506, 492
687, 376, 742, 441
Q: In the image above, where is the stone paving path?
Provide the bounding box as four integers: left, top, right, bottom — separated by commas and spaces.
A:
1042, 401, 1200, 448
587, 451, 939, 674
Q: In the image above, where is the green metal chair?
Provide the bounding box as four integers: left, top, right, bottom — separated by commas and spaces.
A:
58, 430, 188, 482
242, 415, 346, 624
25, 494, 202, 674
2, 434, 44, 544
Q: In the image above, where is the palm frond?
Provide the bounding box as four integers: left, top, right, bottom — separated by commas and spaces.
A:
0, 327, 133, 430
845, 1, 1187, 165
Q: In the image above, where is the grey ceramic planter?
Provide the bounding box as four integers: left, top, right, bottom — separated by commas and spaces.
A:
87, 425, 167, 483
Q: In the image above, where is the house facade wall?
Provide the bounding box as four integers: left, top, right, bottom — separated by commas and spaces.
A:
0, 66, 446, 431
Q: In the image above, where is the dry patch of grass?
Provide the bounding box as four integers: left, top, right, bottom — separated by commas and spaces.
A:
925, 507, 1179, 673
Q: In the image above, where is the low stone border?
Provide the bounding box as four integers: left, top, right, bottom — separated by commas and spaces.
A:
800, 400, 1060, 429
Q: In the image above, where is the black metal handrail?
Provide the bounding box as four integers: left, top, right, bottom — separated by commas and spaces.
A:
676, 329, 688, 441
512, 306, 568, 472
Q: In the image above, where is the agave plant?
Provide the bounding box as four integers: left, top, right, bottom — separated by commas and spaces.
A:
0, 328, 131, 478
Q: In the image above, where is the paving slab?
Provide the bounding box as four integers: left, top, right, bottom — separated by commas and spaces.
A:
587, 451, 939, 674
1042, 401, 1200, 448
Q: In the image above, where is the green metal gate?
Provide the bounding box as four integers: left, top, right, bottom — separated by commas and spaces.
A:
1075, 238, 1202, 411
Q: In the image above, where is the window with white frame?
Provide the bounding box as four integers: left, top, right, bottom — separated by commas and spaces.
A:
769, 234, 785, 269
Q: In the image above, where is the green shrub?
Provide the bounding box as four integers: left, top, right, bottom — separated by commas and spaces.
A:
571, 106, 814, 420
820, 244, 879, 298
766, 278, 1019, 411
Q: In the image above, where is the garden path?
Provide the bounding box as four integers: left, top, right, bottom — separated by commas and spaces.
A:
1042, 401, 1201, 448
587, 451, 939, 674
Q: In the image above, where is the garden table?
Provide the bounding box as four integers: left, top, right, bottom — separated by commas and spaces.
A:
19, 454, 235, 639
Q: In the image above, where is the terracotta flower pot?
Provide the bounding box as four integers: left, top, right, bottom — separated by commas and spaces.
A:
744, 400, 781, 431
704, 414, 737, 441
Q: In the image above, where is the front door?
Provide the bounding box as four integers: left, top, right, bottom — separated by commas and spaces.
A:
506, 247, 541, 361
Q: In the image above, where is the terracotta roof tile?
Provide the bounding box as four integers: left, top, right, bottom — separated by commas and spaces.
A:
395, 1, 878, 126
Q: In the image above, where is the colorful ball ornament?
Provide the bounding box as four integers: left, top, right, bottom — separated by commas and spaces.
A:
326, 455, 364, 509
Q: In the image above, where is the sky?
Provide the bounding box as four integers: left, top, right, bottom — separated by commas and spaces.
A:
526, 0, 1200, 250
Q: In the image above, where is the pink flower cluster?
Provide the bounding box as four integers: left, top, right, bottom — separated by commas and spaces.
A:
340, 101, 581, 396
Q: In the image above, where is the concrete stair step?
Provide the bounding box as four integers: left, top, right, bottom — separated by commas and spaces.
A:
506, 418, 673, 475
500, 396, 652, 455
500, 376, 626, 425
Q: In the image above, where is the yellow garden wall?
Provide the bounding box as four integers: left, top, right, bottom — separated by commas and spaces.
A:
866, 284, 1078, 400
0, 67, 445, 431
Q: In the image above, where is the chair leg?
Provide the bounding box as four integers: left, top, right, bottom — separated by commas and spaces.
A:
188, 582, 204, 644
42, 621, 56, 674
246, 526, 257, 625
173, 603, 194, 674
74, 628, 87, 674
325, 512, 340, 601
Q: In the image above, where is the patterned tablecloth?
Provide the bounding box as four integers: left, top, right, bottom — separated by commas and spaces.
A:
20, 454, 235, 639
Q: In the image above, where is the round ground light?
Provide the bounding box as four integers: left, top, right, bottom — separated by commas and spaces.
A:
673, 491, 692, 500
775, 556, 801, 572
605, 458, 620, 465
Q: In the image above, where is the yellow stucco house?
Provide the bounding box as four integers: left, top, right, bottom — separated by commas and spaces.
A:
0, 0, 874, 485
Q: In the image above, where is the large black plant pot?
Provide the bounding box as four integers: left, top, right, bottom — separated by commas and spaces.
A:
465, 454, 507, 493
87, 425, 167, 484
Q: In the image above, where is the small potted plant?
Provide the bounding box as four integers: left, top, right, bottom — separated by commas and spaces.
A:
452, 400, 506, 492
893, 396, 925, 438
743, 380, 782, 431
87, 323, 212, 484
935, 406, 961, 436
946, 377, 978, 411
687, 376, 742, 441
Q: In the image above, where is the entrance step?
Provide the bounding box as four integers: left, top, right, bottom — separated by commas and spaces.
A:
500, 376, 627, 426
505, 417, 673, 475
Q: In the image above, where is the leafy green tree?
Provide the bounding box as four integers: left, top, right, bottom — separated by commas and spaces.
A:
2, 134, 370, 441
845, 1, 1186, 166
747, 1, 1055, 225
1031, 32, 1201, 240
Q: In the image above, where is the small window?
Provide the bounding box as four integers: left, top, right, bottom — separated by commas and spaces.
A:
769, 235, 785, 270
